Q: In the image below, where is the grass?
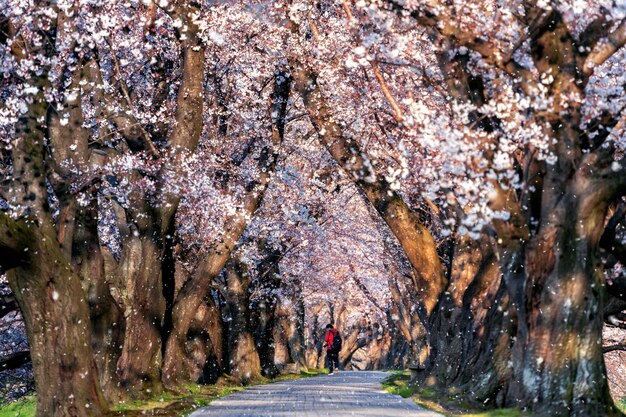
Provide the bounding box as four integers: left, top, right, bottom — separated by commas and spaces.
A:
110, 383, 246, 415
110, 368, 328, 415
0, 369, 327, 417
0, 396, 36, 417
381, 371, 524, 417
616, 398, 626, 414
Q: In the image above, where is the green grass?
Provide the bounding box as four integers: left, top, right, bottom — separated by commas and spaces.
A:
381, 372, 524, 417
111, 384, 248, 414
0, 369, 326, 417
616, 398, 626, 414
111, 368, 327, 416
0, 396, 36, 417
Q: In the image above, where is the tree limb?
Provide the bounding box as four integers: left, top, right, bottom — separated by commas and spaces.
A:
604, 343, 626, 354
290, 60, 446, 316
583, 19, 626, 77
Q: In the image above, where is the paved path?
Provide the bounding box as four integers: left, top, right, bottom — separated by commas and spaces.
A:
189, 371, 442, 417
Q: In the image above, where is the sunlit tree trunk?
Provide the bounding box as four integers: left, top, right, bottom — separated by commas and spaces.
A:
185, 292, 224, 384
505, 161, 622, 416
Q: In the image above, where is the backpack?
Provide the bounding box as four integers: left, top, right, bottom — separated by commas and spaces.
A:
331, 332, 342, 352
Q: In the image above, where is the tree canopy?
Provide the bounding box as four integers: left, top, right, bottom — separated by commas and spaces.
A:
1, 1, 626, 416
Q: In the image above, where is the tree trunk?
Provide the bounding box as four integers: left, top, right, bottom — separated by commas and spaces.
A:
223, 260, 261, 383
451, 254, 513, 403
251, 297, 278, 377
250, 240, 281, 377
426, 234, 514, 401
428, 236, 488, 382
110, 234, 165, 397
184, 293, 224, 384
1, 216, 107, 417
273, 286, 307, 371
74, 208, 126, 403
506, 181, 619, 416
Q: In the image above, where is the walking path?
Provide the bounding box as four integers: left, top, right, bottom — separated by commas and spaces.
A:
189, 370, 442, 417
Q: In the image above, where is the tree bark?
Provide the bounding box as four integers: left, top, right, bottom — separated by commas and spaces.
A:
427, 236, 491, 382
505, 166, 620, 416
1, 215, 108, 417
250, 241, 282, 377
273, 282, 307, 371
74, 207, 126, 403
109, 232, 165, 397
452, 252, 513, 403
223, 259, 261, 383
183, 293, 224, 384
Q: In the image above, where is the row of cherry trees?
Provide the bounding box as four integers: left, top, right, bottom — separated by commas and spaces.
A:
1, 1, 626, 416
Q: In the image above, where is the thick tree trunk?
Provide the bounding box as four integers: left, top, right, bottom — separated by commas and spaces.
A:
250, 245, 281, 377
184, 294, 224, 384
110, 234, 165, 397
223, 260, 261, 383
452, 256, 512, 402
371, 211, 426, 364
273, 287, 307, 371
74, 208, 126, 403
1, 216, 107, 417
428, 236, 489, 382
506, 182, 618, 416
251, 297, 278, 377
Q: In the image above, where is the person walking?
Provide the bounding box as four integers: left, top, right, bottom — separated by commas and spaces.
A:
323, 323, 341, 375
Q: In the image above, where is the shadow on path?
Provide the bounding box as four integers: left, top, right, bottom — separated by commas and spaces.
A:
189, 370, 442, 417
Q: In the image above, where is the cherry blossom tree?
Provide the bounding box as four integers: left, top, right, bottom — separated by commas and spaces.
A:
2, 1, 626, 417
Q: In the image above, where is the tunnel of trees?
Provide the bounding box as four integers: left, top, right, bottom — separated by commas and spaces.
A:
1, 1, 626, 416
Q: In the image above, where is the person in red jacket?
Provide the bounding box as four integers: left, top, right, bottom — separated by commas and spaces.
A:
323, 323, 340, 375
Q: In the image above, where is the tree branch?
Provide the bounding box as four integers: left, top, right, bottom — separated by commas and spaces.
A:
604, 343, 626, 354
290, 60, 446, 316
583, 19, 626, 77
